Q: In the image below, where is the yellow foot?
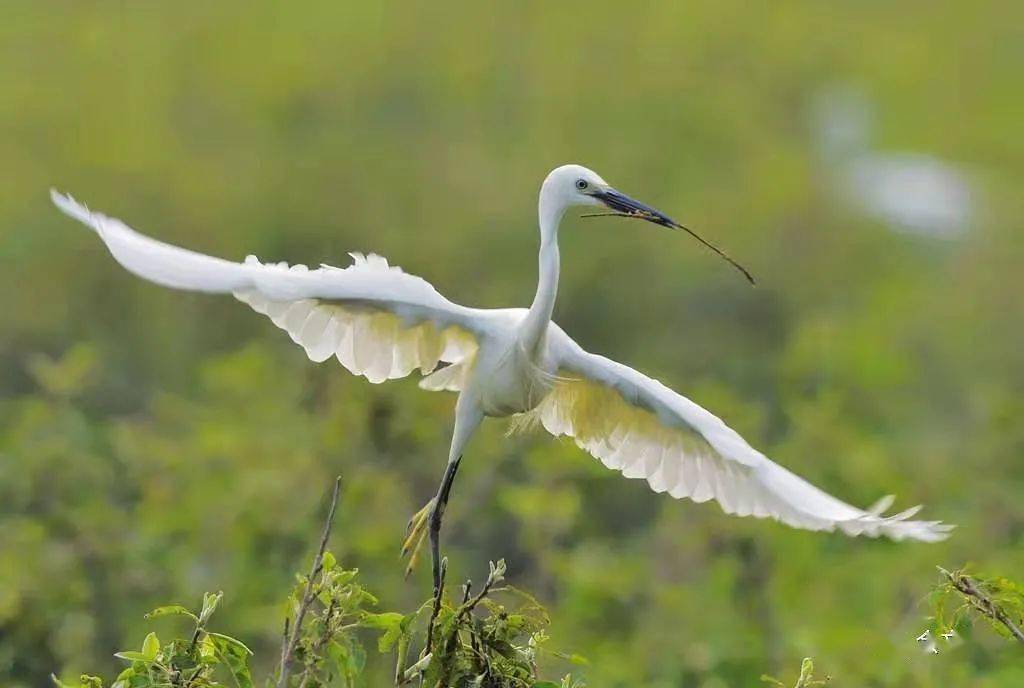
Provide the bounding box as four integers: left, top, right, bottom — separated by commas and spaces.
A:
401, 498, 435, 579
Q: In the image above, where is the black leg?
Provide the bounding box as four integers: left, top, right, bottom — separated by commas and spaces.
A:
429, 455, 463, 593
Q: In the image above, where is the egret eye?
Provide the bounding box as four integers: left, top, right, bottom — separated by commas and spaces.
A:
575, 179, 589, 191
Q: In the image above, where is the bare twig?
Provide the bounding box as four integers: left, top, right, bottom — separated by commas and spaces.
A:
277, 475, 343, 688
459, 580, 483, 674
278, 617, 290, 678
940, 567, 1024, 644
424, 557, 447, 656
461, 581, 478, 655
580, 210, 756, 285
457, 560, 505, 620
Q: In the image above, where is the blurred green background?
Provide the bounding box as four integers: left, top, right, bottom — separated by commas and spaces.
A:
2, 1, 1023, 686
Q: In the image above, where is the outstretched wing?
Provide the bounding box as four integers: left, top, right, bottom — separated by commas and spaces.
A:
51, 190, 490, 388
531, 330, 952, 542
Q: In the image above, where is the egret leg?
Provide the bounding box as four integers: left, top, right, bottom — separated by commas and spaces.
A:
428, 455, 462, 592
401, 395, 482, 590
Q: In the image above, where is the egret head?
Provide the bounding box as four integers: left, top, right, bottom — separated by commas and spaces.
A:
543, 163, 756, 285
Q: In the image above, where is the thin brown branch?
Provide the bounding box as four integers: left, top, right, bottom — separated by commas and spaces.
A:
424, 557, 447, 656
458, 580, 485, 676
580, 210, 757, 285
941, 567, 1024, 644
461, 580, 479, 659
277, 475, 343, 688
457, 560, 505, 620
278, 617, 290, 678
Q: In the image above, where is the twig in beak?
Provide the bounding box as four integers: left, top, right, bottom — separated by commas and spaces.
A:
581, 211, 756, 286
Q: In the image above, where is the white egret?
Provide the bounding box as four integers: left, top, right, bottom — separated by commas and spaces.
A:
51, 164, 951, 591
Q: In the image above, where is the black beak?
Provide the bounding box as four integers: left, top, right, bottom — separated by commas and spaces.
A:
587, 187, 756, 286
593, 188, 680, 229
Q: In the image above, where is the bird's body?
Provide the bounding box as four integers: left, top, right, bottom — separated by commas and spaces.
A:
52, 163, 951, 589
471, 317, 556, 417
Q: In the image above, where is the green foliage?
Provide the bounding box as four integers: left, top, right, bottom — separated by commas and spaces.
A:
761, 658, 829, 688
929, 567, 1024, 644
279, 551, 375, 687
405, 559, 580, 688
52, 591, 255, 688
50, 555, 580, 688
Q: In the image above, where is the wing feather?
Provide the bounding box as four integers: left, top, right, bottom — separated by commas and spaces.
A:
537, 332, 952, 542
52, 190, 484, 388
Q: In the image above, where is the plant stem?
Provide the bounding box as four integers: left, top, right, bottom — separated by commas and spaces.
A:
942, 568, 1024, 644
424, 557, 447, 656
277, 475, 343, 688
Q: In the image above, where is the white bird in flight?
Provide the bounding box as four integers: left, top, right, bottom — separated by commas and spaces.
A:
51, 164, 951, 591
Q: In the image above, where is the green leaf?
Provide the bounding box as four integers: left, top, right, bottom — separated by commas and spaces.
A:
563, 653, 589, 666
141, 633, 160, 661
199, 592, 223, 624
360, 611, 404, 628
360, 612, 406, 652
327, 639, 350, 677
206, 632, 254, 656
532, 682, 561, 688
321, 551, 336, 571
327, 638, 366, 684
208, 633, 254, 688
348, 638, 367, 679
333, 569, 358, 586
199, 635, 217, 661
112, 651, 149, 663
144, 605, 198, 621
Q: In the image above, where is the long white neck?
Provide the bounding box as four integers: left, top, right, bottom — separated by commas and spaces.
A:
520, 187, 565, 355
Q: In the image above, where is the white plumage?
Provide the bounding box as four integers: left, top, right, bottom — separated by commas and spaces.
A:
51, 165, 951, 583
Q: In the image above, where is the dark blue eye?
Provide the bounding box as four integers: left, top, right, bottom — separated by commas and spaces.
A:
575, 179, 588, 191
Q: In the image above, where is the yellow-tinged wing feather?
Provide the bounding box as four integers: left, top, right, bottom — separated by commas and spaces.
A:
52, 190, 482, 389
235, 254, 479, 386
536, 332, 952, 542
